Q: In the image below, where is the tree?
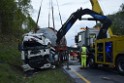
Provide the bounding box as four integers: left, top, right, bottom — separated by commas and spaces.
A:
120, 3, 124, 13
108, 3, 124, 35
0, 0, 36, 37
16, 0, 32, 16
0, 0, 16, 34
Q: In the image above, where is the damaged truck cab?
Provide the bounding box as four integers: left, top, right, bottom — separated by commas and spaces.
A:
20, 32, 56, 71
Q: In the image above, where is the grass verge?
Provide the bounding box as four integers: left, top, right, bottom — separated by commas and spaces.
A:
0, 37, 74, 83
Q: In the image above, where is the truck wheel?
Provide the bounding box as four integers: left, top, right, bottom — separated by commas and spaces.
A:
87, 58, 95, 68
116, 56, 124, 74
88, 58, 93, 67
88, 58, 98, 68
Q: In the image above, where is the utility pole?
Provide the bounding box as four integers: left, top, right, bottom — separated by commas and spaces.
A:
48, 0, 51, 27
35, 0, 43, 33
51, 0, 55, 29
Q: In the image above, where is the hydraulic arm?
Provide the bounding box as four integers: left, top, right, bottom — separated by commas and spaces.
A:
56, 8, 112, 44
90, 0, 103, 14
90, 0, 113, 36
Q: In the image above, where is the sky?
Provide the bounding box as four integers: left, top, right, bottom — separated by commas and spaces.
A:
30, 0, 124, 46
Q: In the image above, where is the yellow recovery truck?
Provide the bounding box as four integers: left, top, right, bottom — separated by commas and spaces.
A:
95, 36, 124, 73
91, 0, 124, 74
75, 0, 124, 74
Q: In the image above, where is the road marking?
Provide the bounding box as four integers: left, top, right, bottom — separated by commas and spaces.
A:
71, 69, 91, 83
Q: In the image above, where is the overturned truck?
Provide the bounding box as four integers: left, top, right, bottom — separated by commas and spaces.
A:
20, 31, 58, 71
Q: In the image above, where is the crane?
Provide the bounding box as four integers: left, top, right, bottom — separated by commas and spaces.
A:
90, 0, 113, 37
56, 8, 111, 44
73, 0, 124, 74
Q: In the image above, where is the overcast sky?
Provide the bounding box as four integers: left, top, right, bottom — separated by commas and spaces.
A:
31, 0, 124, 46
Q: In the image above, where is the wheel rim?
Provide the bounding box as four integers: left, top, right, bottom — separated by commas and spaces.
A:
118, 61, 124, 72
89, 58, 94, 66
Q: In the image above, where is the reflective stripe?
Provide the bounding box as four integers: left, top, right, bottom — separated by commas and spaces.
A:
82, 47, 86, 55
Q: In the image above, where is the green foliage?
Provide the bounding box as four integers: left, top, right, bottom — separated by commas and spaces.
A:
0, 42, 21, 65
108, 3, 124, 35
0, 42, 73, 83
16, 0, 33, 15
0, 39, 73, 83
0, 40, 23, 83
0, 0, 16, 34
0, 0, 36, 37
119, 3, 124, 13
25, 69, 73, 83
0, 64, 23, 83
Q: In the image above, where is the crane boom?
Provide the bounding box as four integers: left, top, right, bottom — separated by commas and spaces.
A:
90, 0, 113, 36
56, 8, 112, 44
90, 0, 103, 14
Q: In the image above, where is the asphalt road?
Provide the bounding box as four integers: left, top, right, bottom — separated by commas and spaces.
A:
63, 60, 124, 83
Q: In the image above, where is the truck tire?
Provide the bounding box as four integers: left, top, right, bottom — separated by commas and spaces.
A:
87, 58, 97, 68
87, 58, 94, 68
28, 56, 48, 69
116, 56, 124, 74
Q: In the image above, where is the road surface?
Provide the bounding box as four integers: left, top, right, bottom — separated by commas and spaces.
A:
63, 59, 124, 83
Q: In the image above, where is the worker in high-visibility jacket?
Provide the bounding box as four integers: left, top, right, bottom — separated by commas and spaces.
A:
81, 44, 88, 68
